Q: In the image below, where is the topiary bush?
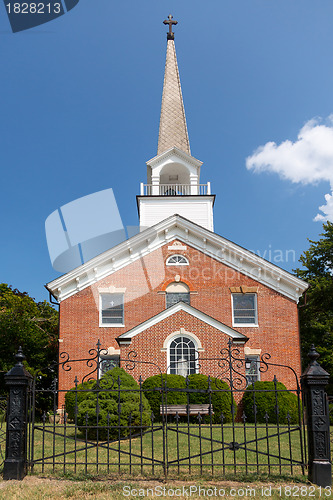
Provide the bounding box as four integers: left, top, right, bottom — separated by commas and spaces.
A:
76, 367, 151, 440
142, 374, 187, 420
188, 374, 236, 423
242, 381, 300, 424
65, 380, 95, 421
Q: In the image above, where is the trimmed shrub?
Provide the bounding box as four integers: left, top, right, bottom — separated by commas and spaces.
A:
329, 403, 333, 426
242, 381, 300, 424
65, 380, 95, 421
76, 367, 151, 440
188, 374, 236, 423
142, 373, 235, 423
142, 374, 187, 419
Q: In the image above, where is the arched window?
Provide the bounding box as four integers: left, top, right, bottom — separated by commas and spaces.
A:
165, 282, 190, 308
169, 336, 198, 376
166, 254, 189, 266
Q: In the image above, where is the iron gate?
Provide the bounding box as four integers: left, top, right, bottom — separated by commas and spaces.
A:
25, 340, 307, 478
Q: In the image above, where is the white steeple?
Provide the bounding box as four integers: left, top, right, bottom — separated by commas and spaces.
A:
138, 16, 215, 231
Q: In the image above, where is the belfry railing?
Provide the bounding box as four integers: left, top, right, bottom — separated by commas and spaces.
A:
140, 183, 211, 196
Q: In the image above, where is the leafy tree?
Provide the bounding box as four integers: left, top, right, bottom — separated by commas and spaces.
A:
0, 283, 59, 396
294, 222, 333, 394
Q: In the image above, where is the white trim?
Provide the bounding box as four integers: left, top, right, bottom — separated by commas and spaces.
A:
244, 347, 262, 356
245, 354, 261, 385
231, 293, 258, 328
46, 215, 308, 303
98, 286, 126, 294
117, 302, 248, 342
161, 329, 204, 352
168, 243, 187, 251
105, 346, 121, 355
146, 146, 203, 170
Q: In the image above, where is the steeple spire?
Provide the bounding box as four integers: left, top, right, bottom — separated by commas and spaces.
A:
157, 15, 191, 156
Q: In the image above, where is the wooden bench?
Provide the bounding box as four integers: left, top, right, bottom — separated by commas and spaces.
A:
160, 404, 213, 417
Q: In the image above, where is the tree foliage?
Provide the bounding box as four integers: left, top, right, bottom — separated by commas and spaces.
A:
294, 222, 333, 394
0, 283, 59, 394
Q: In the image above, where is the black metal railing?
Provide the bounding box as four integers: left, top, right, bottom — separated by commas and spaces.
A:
21, 340, 308, 479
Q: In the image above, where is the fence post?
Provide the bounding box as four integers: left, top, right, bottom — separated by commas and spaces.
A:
301, 345, 331, 487
3, 347, 33, 480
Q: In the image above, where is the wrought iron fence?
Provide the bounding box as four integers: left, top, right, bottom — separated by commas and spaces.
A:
24, 340, 307, 478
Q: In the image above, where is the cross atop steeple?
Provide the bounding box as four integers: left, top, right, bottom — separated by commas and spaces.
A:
163, 14, 178, 40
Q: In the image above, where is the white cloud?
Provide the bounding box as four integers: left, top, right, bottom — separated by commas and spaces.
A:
246, 116, 333, 221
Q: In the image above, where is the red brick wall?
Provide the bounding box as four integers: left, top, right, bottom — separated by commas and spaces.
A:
57, 240, 302, 407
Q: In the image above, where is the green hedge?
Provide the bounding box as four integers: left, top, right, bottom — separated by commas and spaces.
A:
188, 374, 235, 423
65, 380, 95, 421
75, 367, 151, 440
142, 373, 235, 423
242, 381, 300, 424
329, 403, 333, 426
142, 374, 187, 419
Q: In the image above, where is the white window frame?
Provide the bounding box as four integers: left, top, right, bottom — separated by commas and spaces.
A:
99, 293, 125, 327
245, 355, 260, 386
166, 254, 189, 266
231, 293, 258, 327
99, 353, 120, 378
167, 334, 199, 376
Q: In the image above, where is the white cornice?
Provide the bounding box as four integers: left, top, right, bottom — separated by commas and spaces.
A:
116, 302, 248, 343
46, 214, 308, 303
146, 147, 203, 169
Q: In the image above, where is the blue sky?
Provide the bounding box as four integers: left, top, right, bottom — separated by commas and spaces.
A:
1, 1, 333, 303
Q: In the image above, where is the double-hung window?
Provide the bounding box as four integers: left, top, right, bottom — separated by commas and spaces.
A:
245, 356, 260, 386
232, 293, 258, 326
100, 293, 124, 326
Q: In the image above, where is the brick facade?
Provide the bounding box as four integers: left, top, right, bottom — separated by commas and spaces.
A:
57, 239, 302, 407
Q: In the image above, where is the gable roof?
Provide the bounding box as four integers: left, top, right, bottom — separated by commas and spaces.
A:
116, 301, 248, 345
46, 214, 308, 303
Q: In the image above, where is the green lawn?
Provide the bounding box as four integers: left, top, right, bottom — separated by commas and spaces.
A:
27, 420, 307, 480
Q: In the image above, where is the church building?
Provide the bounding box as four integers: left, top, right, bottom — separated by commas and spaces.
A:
46, 17, 308, 402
